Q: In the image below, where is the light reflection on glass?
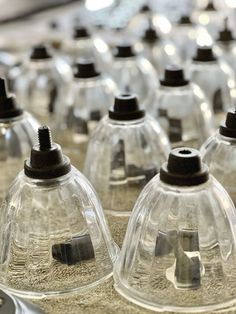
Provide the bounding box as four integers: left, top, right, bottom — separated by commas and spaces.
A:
153, 15, 172, 34
164, 44, 176, 56
199, 13, 210, 25
85, 0, 114, 11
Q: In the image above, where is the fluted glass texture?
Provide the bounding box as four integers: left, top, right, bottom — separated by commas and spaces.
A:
53, 75, 116, 168
84, 115, 170, 215
153, 83, 215, 148
190, 60, 236, 121
111, 57, 158, 109
114, 175, 236, 312
171, 24, 212, 62
201, 132, 236, 205
214, 42, 236, 77
64, 36, 112, 73
0, 113, 38, 201
13, 58, 72, 125
192, 8, 224, 39
136, 40, 180, 75
0, 168, 118, 297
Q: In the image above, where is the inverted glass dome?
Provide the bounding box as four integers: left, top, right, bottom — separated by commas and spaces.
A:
192, 0, 224, 39
190, 46, 236, 124
0, 78, 38, 202
127, 4, 153, 37
153, 65, 215, 148
0, 51, 21, 91
0, 126, 118, 298
63, 26, 112, 73
111, 44, 158, 109
13, 44, 72, 126
127, 5, 172, 38
136, 25, 180, 75
84, 94, 170, 216
171, 15, 212, 63
114, 147, 236, 312
201, 110, 236, 205
214, 19, 236, 75
54, 59, 116, 169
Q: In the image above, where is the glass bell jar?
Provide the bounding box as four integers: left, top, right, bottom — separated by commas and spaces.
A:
0, 126, 119, 298
84, 94, 170, 245
136, 24, 181, 76
114, 147, 236, 312
111, 43, 158, 109
171, 15, 212, 63
153, 65, 215, 148
63, 26, 112, 73
201, 110, 236, 205
190, 46, 236, 125
192, 0, 224, 40
53, 59, 117, 170
12, 44, 72, 126
214, 19, 236, 77
127, 4, 172, 39
0, 51, 21, 92
127, 5, 154, 37
0, 77, 38, 202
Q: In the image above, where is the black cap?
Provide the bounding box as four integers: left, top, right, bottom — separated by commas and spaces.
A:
109, 94, 145, 121
160, 148, 209, 186
178, 15, 192, 25
217, 18, 234, 42
74, 60, 100, 78
193, 46, 216, 62
140, 5, 151, 12
73, 26, 90, 39
160, 65, 189, 87
24, 126, 71, 180
0, 78, 22, 119
205, 0, 216, 11
30, 44, 52, 60
219, 111, 236, 138
142, 26, 159, 43
114, 44, 135, 58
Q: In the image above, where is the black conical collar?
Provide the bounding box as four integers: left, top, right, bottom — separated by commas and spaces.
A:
0, 78, 22, 119
24, 126, 71, 179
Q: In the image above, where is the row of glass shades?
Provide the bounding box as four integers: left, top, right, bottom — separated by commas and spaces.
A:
1, 74, 236, 311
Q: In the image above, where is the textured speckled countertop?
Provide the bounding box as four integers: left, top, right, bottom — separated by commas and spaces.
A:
31, 277, 236, 314
32, 278, 153, 314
